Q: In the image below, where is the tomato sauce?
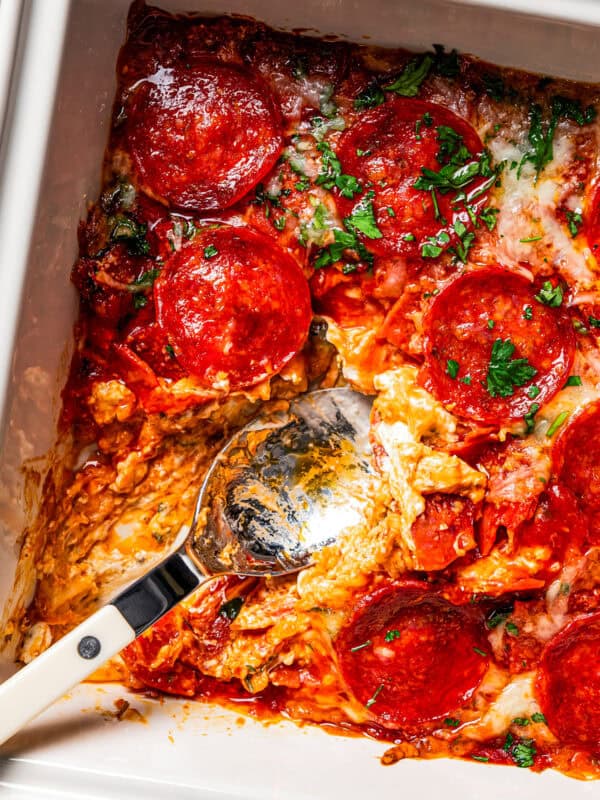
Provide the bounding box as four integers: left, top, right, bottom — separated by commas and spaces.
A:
30, 1, 600, 781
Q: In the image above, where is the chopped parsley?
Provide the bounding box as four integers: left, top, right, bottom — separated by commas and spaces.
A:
385, 53, 434, 97
471, 755, 489, 763
203, 244, 218, 259
519, 235, 542, 243
219, 597, 244, 621
473, 647, 487, 657
355, 47, 457, 109
565, 375, 582, 387
510, 738, 537, 768
354, 82, 385, 110
444, 717, 461, 728
344, 192, 383, 239
505, 622, 519, 636
273, 217, 286, 231
486, 609, 509, 629
479, 206, 500, 231
566, 210, 583, 237
527, 385, 541, 399
534, 281, 563, 307
365, 683, 384, 708
350, 640, 372, 653
546, 411, 569, 438
519, 96, 596, 178
450, 218, 475, 263
486, 338, 537, 398
531, 712, 547, 724
523, 305, 533, 320
110, 216, 150, 256
384, 629, 401, 642
128, 268, 161, 292
524, 403, 540, 434
165, 344, 175, 358
446, 359, 460, 379
512, 717, 530, 727
314, 227, 373, 270
460, 375, 472, 385
589, 316, 600, 329
132, 294, 148, 310
316, 141, 361, 198
421, 230, 450, 258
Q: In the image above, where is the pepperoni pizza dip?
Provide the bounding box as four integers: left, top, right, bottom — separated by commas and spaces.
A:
16, 3, 600, 779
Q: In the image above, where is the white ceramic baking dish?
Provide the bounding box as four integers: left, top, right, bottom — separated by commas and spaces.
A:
0, 0, 599, 797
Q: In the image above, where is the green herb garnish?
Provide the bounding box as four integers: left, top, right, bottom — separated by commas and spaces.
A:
385, 54, 434, 97
486, 338, 537, 398
519, 97, 596, 178
344, 193, 383, 239
524, 403, 540, 434
480, 207, 500, 231
446, 359, 460, 379
110, 216, 150, 256
566, 210, 583, 237
219, 597, 245, 621
316, 141, 361, 199
546, 411, 569, 438
350, 640, 372, 653
444, 718, 461, 728
365, 683, 384, 708
534, 281, 563, 307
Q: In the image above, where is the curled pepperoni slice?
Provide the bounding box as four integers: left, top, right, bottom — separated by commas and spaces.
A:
336, 99, 490, 257
154, 225, 311, 391
422, 268, 575, 425
536, 612, 600, 747
410, 493, 478, 571
554, 400, 600, 545
336, 581, 489, 729
124, 62, 282, 211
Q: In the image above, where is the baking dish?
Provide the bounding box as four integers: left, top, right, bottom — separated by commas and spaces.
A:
0, 0, 599, 796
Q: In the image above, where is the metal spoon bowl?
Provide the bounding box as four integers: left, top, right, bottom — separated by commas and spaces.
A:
0, 387, 373, 745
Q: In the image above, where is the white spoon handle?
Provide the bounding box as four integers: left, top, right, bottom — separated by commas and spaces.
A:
0, 605, 135, 744
0, 549, 203, 745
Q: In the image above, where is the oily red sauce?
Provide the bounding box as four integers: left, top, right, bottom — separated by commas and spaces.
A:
53, 2, 600, 779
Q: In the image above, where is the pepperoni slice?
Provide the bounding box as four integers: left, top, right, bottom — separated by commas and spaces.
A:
154, 225, 311, 390
536, 612, 600, 747
518, 484, 586, 568
336, 581, 489, 729
421, 268, 575, 425
410, 493, 478, 571
554, 400, 600, 545
124, 62, 282, 211
584, 182, 600, 258
336, 99, 490, 257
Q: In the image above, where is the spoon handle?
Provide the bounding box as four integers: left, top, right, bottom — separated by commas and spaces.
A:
0, 549, 203, 745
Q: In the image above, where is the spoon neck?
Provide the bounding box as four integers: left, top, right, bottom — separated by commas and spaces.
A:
112, 549, 204, 636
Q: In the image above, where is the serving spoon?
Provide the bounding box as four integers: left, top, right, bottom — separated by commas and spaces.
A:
0, 388, 373, 745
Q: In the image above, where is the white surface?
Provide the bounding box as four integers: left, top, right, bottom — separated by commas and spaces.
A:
0, 0, 599, 797
0, 683, 597, 800
0, 607, 135, 747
